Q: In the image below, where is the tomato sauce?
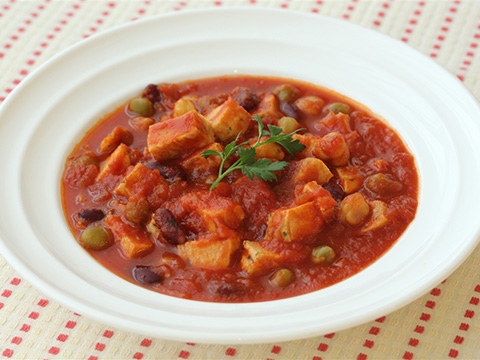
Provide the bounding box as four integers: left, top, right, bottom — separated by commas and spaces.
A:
62, 76, 418, 302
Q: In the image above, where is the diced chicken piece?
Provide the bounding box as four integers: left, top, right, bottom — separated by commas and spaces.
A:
241, 241, 281, 276
294, 181, 337, 221
176, 192, 245, 233
180, 143, 224, 179
104, 215, 154, 258
336, 166, 364, 194
338, 193, 370, 226
265, 201, 323, 242
96, 143, 131, 181
292, 158, 333, 185
129, 116, 155, 131
361, 200, 389, 233
177, 234, 241, 269
173, 98, 196, 118
114, 162, 168, 198
205, 97, 251, 142
252, 93, 284, 124
248, 136, 285, 161
293, 133, 349, 166
147, 110, 214, 162
99, 126, 133, 153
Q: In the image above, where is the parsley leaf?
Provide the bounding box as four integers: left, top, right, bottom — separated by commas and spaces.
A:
200, 115, 306, 190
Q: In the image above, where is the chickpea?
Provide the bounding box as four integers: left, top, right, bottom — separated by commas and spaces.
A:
312, 245, 335, 264
277, 116, 301, 134
338, 192, 370, 226
173, 98, 196, 117
270, 268, 294, 287
130, 116, 155, 131
295, 96, 326, 116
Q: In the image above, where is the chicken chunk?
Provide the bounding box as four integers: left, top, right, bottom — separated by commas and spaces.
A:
241, 241, 281, 276
96, 143, 131, 181
265, 201, 323, 242
147, 110, 214, 162
292, 157, 333, 185
114, 162, 167, 198
104, 215, 154, 258
177, 234, 241, 269
205, 97, 251, 142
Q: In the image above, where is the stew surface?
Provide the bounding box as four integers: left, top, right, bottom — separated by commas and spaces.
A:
62, 76, 418, 302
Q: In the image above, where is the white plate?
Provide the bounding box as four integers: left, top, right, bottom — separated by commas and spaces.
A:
1, 8, 480, 344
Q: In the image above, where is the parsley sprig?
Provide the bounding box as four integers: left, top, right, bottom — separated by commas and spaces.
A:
201, 115, 306, 190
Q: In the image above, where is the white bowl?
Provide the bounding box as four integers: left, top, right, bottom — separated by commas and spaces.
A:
1, 8, 480, 344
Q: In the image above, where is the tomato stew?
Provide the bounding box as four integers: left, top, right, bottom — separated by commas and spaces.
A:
62, 76, 418, 302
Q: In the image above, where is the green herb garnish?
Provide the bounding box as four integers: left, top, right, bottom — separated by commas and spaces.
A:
201, 115, 305, 190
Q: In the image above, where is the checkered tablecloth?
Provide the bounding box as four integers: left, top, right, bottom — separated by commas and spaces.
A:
1, 0, 480, 359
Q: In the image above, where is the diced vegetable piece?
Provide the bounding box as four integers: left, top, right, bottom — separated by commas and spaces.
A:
265, 201, 323, 242
129, 97, 154, 116
114, 162, 167, 198
249, 136, 285, 161
361, 200, 389, 233
99, 126, 133, 153
336, 166, 364, 194
292, 157, 333, 185
96, 143, 131, 181
270, 268, 294, 287
241, 241, 281, 276
311, 245, 335, 264
80, 226, 112, 250
173, 98, 196, 118
205, 97, 251, 142
129, 116, 155, 131
273, 84, 299, 103
328, 102, 351, 115
147, 109, 214, 161
105, 215, 154, 258
125, 195, 151, 224
293, 133, 349, 166
177, 234, 241, 269
316, 111, 352, 134
365, 173, 402, 196
338, 193, 370, 226
277, 116, 301, 133
64, 152, 100, 188
295, 96, 325, 116
180, 143, 224, 178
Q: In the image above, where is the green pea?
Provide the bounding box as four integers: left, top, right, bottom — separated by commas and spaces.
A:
80, 226, 112, 250
273, 84, 299, 103
328, 102, 351, 115
270, 268, 294, 287
129, 97, 154, 116
312, 245, 335, 264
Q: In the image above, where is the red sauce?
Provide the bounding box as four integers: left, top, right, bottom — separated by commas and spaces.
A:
62, 76, 418, 302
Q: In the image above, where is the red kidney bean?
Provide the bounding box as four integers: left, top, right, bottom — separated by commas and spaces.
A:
153, 208, 186, 245
78, 208, 105, 222
280, 101, 301, 120
231, 86, 260, 111
132, 265, 163, 284
144, 162, 186, 183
